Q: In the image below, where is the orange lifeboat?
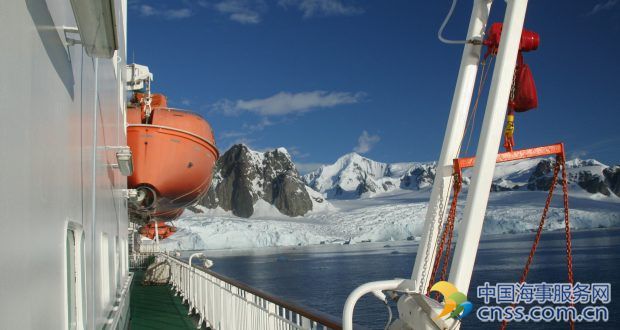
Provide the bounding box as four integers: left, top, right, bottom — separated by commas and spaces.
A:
138, 221, 178, 240
127, 92, 219, 234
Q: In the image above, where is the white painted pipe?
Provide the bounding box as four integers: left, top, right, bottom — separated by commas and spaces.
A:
342, 279, 404, 330
411, 0, 493, 293
188, 253, 203, 311
90, 57, 99, 330
449, 0, 530, 294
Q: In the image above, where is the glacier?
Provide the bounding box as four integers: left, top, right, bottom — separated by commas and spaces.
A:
142, 147, 620, 251
150, 188, 620, 251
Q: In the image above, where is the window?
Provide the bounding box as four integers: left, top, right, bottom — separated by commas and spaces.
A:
66, 224, 85, 330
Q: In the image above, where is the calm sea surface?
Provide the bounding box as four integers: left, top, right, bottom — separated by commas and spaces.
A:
187, 228, 619, 329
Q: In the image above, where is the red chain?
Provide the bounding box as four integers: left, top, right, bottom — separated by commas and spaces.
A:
440, 179, 462, 282
500, 160, 559, 330
428, 174, 462, 295
560, 156, 576, 330
501, 157, 575, 330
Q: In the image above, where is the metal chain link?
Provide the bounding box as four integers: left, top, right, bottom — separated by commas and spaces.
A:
501, 156, 576, 330
419, 178, 450, 293
560, 155, 575, 330
440, 177, 462, 282
500, 160, 560, 330
427, 174, 462, 294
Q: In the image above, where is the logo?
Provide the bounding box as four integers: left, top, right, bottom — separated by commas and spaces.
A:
430, 281, 473, 320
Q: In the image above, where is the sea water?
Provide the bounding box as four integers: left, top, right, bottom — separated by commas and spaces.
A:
195, 228, 619, 329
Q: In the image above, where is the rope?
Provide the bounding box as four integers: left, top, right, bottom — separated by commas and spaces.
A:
464, 55, 495, 156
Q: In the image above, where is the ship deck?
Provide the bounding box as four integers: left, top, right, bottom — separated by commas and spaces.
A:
130, 271, 196, 329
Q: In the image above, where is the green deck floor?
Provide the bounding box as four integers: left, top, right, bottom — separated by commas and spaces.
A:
130, 271, 197, 330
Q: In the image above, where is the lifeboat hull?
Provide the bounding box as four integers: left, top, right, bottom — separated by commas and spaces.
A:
127, 100, 219, 223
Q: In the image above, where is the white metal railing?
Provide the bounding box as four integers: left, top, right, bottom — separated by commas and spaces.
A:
162, 254, 343, 330
137, 241, 161, 254
103, 272, 133, 330
129, 253, 155, 269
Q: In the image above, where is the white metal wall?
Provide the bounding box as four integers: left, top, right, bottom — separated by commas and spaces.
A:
0, 0, 129, 329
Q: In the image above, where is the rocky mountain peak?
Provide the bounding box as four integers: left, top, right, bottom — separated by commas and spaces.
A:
201, 144, 315, 218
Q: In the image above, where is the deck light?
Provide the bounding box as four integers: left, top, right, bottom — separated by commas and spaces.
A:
115, 148, 133, 176
69, 0, 118, 58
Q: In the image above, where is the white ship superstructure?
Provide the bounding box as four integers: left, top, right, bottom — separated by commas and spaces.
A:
0, 0, 130, 328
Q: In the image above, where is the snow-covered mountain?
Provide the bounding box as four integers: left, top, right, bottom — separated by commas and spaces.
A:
196, 145, 619, 220
304, 152, 620, 199
148, 147, 620, 250
303, 152, 435, 198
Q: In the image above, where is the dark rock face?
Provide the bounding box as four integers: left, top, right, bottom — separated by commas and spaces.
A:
491, 182, 520, 192
577, 171, 610, 196
527, 159, 556, 191
201, 145, 313, 218
400, 165, 436, 190
272, 171, 313, 217
355, 174, 380, 196
202, 145, 257, 217
526, 159, 616, 196
603, 166, 620, 197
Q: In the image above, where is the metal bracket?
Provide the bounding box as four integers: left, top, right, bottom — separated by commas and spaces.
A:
62, 26, 81, 46
119, 189, 139, 201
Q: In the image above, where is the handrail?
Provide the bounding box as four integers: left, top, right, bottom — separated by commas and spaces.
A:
162, 253, 345, 329
103, 272, 133, 330
129, 252, 156, 269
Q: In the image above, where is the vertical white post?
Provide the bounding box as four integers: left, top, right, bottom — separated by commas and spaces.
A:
188, 252, 203, 310
449, 0, 530, 294
154, 220, 160, 249
411, 0, 492, 293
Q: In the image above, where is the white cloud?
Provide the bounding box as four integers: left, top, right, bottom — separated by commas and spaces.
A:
166, 8, 193, 19
278, 0, 364, 18
243, 117, 275, 131
215, 0, 266, 24
214, 90, 365, 116
217, 117, 277, 141
136, 4, 193, 19
288, 146, 310, 158
219, 130, 247, 139
587, 0, 618, 15
230, 12, 261, 23
139, 4, 156, 16
133, 0, 363, 23
353, 130, 380, 154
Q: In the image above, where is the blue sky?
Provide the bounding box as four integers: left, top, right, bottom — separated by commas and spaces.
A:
128, 0, 620, 173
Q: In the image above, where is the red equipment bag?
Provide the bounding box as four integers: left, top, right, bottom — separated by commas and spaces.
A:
509, 54, 538, 112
